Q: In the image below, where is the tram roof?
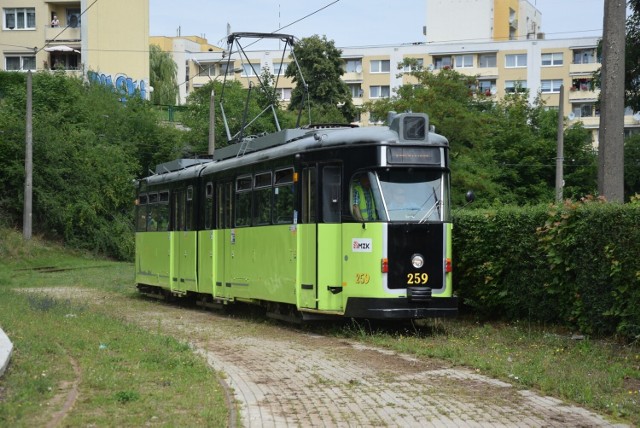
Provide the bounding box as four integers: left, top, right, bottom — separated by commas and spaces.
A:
143, 113, 449, 185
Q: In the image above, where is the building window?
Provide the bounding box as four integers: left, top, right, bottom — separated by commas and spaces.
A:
571, 78, 593, 91
277, 87, 292, 101
403, 58, 424, 72
573, 48, 596, 64
348, 83, 363, 98
454, 55, 473, 68
370, 85, 390, 99
541, 52, 563, 66
541, 79, 563, 93
505, 54, 527, 68
220, 63, 236, 76
478, 79, 497, 95
3, 8, 36, 30
370, 60, 390, 73
5, 55, 36, 71
572, 103, 597, 118
505, 80, 527, 93
433, 56, 452, 70
274, 62, 288, 76
478, 53, 497, 68
66, 8, 81, 28
344, 59, 362, 73
241, 63, 261, 77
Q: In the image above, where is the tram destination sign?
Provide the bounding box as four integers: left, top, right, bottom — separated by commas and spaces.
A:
387, 147, 441, 165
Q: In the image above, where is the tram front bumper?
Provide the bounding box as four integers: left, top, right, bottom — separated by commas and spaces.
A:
344, 296, 458, 319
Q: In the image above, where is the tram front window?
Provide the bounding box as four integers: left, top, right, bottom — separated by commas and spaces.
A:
378, 170, 450, 222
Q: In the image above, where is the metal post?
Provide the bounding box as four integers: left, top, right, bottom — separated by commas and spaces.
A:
555, 84, 565, 203
23, 71, 33, 240
208, 90, 215, 156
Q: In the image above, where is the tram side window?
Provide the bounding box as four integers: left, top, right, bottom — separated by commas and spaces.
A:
157, 191, 170, 231
147, 193, 159, 231
224, 182, 233, 228
185, 186, 194, 230
322, 166, 341, 223
205, 182, 214, 230
254, 172, 272, 225
136, 194, 148, 231
274, 168, 294, 224
235, 175, 252, 227
302, 167, 316, 223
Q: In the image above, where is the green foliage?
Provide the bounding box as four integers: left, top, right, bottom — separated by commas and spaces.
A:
149, 44, 179, 105
365, 64, 598, 207
182, 79, 298, 153
625, 0, 640, 111
454, 200, 640, 339
286, 35, 356, 123
624, 134, 640, 197
0, 71, 184, 260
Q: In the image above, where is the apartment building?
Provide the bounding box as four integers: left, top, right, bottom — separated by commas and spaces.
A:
151, 0, 639, 142
426, 0, 542, 43
2, 0, 149, 98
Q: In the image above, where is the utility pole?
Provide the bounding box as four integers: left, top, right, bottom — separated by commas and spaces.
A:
556, 85, 565, 203
23, 71, 33, 240
208, 89, 215, 156
598, 0, 626, 202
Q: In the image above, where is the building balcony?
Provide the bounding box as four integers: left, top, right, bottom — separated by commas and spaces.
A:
568, 88, 598, 101
45, 25, 80, 42
343, 71, 363, 81
569, 62, 599, 75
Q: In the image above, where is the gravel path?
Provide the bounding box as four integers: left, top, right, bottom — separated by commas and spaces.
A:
24, 287, 628, 428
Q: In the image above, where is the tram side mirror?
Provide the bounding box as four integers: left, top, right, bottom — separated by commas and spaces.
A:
465, 190, 476, 203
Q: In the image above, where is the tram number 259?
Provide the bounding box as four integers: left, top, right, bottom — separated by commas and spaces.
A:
355, 273, 370, 284
407, 272, 429, 285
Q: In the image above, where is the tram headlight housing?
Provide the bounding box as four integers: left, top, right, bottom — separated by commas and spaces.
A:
411, 254, 424, 269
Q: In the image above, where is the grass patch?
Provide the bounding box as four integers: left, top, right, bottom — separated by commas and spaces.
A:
0, 229, 228, 427
335, 319, 640, 425
2, 227, 639, 426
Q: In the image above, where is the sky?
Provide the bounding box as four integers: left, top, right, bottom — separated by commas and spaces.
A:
149, 0, 607, 49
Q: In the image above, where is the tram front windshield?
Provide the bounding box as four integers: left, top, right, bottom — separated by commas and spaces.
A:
377, 169, 450, 222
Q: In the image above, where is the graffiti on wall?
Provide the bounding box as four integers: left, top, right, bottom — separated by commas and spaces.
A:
88, 71, 148, 99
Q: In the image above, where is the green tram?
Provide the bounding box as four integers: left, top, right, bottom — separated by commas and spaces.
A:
135, 112, 457, 320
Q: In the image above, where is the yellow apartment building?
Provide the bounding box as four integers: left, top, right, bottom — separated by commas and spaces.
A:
2, 0, 149, 98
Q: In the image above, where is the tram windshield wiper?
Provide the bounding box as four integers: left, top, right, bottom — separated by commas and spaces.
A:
419, 186, 440, 223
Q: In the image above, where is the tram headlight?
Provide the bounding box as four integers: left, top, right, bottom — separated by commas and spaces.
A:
411, 254, 425, 269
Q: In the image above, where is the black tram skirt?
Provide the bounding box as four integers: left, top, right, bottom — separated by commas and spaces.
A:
344, 296, 458, 319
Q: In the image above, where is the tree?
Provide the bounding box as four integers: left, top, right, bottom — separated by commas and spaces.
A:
597, 0, 627, 202
625, 0, 640, 111
285, 35, 356, 124
0, 71, 184, 259
149, 44, 179, 105
182, 80, 298, 154
364, 62, 597, 206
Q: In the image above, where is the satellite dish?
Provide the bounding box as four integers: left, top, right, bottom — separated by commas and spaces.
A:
490, 86, 497, 95
633, 112, 640, 122
355, 65, 362, 73
568, 112, 576, 120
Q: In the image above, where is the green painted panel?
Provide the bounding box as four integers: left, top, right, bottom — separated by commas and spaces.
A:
297, 224, 317, 309
224, 225, 297, 304
173, 231, 198, 293
198, 230, 215, 295
341, 223, 389, 300
317, 224, 343, 311
135, 232, 171, 289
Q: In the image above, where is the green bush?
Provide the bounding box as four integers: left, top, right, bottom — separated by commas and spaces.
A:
453, 200, 640, 339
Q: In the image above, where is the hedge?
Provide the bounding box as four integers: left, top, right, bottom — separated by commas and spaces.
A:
452, 198, 640, 339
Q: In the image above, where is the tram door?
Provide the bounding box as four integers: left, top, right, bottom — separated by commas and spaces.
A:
171, 187, 197, 294
299, 165, 344, 312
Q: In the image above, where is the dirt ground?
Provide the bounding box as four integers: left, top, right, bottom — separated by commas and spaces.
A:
21, 287, 628, 428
